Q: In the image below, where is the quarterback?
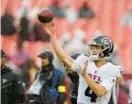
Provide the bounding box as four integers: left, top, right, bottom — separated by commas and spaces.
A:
43, 23, 123, 104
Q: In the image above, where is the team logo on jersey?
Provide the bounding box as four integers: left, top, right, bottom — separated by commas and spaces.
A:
89, 73, 101, 82
94, 70, 98, 74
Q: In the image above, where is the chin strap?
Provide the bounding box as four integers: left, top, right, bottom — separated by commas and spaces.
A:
89, 55, 100, 61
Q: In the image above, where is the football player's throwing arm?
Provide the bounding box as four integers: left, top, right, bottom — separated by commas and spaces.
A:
43, 23, 73, 69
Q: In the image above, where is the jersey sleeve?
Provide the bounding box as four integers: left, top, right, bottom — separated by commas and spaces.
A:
100, 77, 117, 92
71, 54, 88, 73
115, 66, 123, 77
129, 82, 132, 104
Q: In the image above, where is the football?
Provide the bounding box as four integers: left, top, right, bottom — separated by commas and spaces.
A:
37, 8, 54, 23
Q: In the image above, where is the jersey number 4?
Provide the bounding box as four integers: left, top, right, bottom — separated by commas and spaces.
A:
85, 87, 97, 102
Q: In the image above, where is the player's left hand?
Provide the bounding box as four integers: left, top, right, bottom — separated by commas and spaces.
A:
82, 60, 88, 76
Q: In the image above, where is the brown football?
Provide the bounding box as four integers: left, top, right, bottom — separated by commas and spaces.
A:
37, 8, 54, 23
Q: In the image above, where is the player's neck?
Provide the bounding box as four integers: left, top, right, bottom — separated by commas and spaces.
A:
94, 59, 106, 68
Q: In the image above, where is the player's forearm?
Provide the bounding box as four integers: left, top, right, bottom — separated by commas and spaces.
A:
117, 77, 124, 86
82, 73, 107, 97
50, 35, 73, 68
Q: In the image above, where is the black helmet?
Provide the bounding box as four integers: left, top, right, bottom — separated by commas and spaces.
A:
70, 53, 80, 60
38, 50, 54, 63
88, 35, 114, 61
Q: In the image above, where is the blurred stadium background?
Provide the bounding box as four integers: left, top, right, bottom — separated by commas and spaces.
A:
1, 0, 132, 104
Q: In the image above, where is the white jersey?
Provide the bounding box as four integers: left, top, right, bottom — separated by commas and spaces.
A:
128, 82, 132, 104
72, 54, 122, 104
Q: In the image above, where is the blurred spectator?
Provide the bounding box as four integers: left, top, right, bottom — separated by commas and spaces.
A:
10, 41, 30, 66
78, 1, 95, 18
59, 31, 71, 48
15, 0, 30, 20
15, 0, 50, 42
19, 14, 30, 41
15, 0, 31, 41
129, 81, 132, 104
50, 0, 65, 18
1, 9, 16, 35
27, 50, 66, 104
121, 5, 132, 27
109, 46, 121, 65
64, 28, 87, 53
64, 5, 78, 23
1, 49, 25, 104
28, 59, 39, 85
33, 23, 50, 41
10, 41, 31, 87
